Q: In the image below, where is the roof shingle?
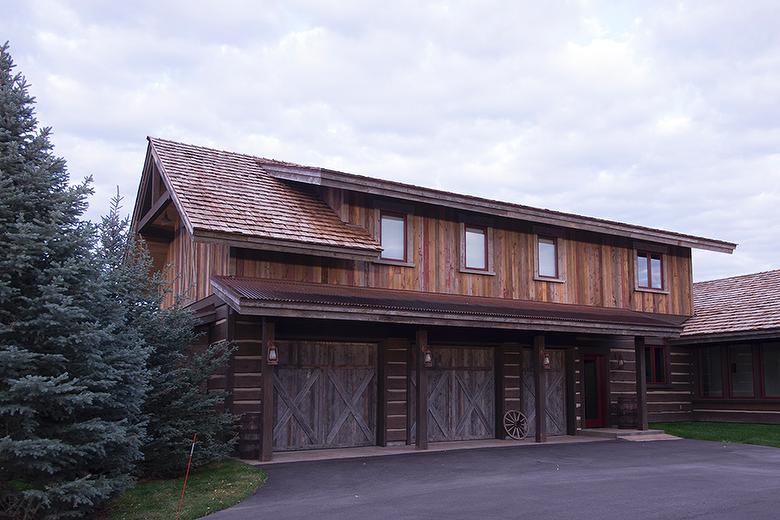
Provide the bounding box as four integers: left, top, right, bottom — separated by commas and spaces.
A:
682, 269, 780, 337
149, 137, 381, 253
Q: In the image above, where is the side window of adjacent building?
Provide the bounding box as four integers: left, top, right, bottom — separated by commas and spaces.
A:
636, 250, 664, 290
762, 343, 780, 398
699, 347, 723, 397
645, 345, 668, 385
379, 211, 407, 262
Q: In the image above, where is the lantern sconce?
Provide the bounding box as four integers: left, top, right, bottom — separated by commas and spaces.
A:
542, 350, 551, 370
266, 342, 279, 366
617, 354, 625, 369
423, 347, 433, 368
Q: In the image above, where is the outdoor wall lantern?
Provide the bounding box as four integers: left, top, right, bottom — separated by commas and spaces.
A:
542, 351, 551, 370
617, 354, 625, 369
266, 342, 279, 366
423, 347, 433, 368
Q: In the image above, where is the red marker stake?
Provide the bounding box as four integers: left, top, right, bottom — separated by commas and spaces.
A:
176, 434, 198, 520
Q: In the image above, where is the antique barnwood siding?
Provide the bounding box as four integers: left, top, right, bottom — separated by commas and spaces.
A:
222, 187, 694, 316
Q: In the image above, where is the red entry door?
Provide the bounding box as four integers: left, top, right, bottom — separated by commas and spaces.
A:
582, 355, 607, 428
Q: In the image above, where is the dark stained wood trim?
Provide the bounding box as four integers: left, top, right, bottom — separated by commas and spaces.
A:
261, 318, 275, 462
194, 230, 381, 262
565, 347, 576, 435
534, 335, 547, 443
415, 329, 429, 450
264, 165, 736, 253
377, 340, 387, 447
635, 336, 649, 430
224, 309, 236, 412
495, 346, 505, 439
674, 328, 780, 345
136, 190, 171, 234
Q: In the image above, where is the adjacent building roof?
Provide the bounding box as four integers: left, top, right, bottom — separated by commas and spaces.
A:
210, 276, 686, 337
147, 137, 382, 259
680, 269, 780, 341
144, 137, 735, 257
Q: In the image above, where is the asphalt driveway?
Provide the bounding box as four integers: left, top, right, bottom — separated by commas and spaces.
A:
209, 439, 780, 520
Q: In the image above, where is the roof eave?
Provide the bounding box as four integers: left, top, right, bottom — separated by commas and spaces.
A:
674, 327, 780, 344
264, 165, 736, 254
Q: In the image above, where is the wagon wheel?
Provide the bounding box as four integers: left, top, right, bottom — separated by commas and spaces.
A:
503, 410, 528, 440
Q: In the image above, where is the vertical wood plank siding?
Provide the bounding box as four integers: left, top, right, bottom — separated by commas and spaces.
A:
223, 188, 693, 316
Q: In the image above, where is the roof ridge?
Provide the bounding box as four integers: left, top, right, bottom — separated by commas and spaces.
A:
694, 268, 780, 286
148, 135, 304, 167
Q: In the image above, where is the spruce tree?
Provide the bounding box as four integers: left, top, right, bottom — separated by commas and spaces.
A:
98, 195, 237, 479
0, 42, 148, 519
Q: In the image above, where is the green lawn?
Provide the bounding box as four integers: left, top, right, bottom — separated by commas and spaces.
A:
651, 421, 780, 448
104, 459, 266, 520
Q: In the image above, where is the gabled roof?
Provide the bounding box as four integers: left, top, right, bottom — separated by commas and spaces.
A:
210, 276, 686, 337
143, 137, 381, 259
140, 137, 736, 256
680, 269, 780, 341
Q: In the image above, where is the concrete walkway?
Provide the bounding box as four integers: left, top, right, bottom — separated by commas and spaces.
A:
245, 434, 606, 466
212, 439, 780, 520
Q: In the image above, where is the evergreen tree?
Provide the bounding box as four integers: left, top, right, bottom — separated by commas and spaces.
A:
97, 196, 237, 479
0, 42, 148, 519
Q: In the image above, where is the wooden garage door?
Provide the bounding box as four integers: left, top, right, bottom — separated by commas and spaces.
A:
411, 347, 495, 442
521, 349, 567, 436
273, 341, 377, 451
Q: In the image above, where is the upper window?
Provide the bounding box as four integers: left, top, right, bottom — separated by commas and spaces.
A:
380, 212, 406, 261
464, 226, 487, 270
645, 346, 668, 385
537, 237, 558, 278
637, 251, 663, 290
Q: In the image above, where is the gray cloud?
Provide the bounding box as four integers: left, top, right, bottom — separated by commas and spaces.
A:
3, 0, 778, 280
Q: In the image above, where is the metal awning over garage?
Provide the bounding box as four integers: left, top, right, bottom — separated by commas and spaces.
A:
210, 276, 686, 337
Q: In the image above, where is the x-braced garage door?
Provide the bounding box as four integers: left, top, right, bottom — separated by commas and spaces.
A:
273, 341, 377, 451
411, 347, 495, 442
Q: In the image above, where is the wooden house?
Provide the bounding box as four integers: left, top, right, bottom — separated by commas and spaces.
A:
130, 137, 736, 461
668, 270, 780, 424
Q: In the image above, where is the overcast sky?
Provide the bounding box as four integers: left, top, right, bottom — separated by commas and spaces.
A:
4, 1, 779, 281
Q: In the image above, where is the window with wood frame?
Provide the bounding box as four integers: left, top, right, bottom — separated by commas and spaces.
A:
637, 250, 664, 290
379, 211, 406, 261
699, 347, 723, 398
729, 345, 754, 398
537, 236, 558, 278
761, 344, 780, 398
645, 346, 668, 385
464, 226, 487, 270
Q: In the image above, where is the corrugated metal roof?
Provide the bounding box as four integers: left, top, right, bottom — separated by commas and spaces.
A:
682, 269, 780, 337
212, 276, 685, 331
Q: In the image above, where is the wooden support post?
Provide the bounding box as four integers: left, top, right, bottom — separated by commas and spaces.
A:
635, 336, 648, 430
565, 347, 577, 435
494, 346, 505, 439
224, 310, 236, 413
260, 318, 276, 462
415, 329, 428, 450
534, 335, 547, 443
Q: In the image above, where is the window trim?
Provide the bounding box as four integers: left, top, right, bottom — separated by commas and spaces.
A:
759, 343, 780, 399
459, 223, 495, 275
534, 235, 565, 283
645, 345, 670, 387
379, 210, 407, 262
374, 207, 415, 267
464, 225, 488, 271
634, 249, 668, 294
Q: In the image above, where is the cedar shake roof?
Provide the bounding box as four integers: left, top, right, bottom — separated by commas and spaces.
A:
210, 276, 686, 336
681, 269, 780, 339
146, 137, 736, 256
148, 137, 381, 257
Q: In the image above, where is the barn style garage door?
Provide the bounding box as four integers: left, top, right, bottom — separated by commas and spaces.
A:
521, 349, 567, 436
273, 341, 377, 451
411, 347, 495, 442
